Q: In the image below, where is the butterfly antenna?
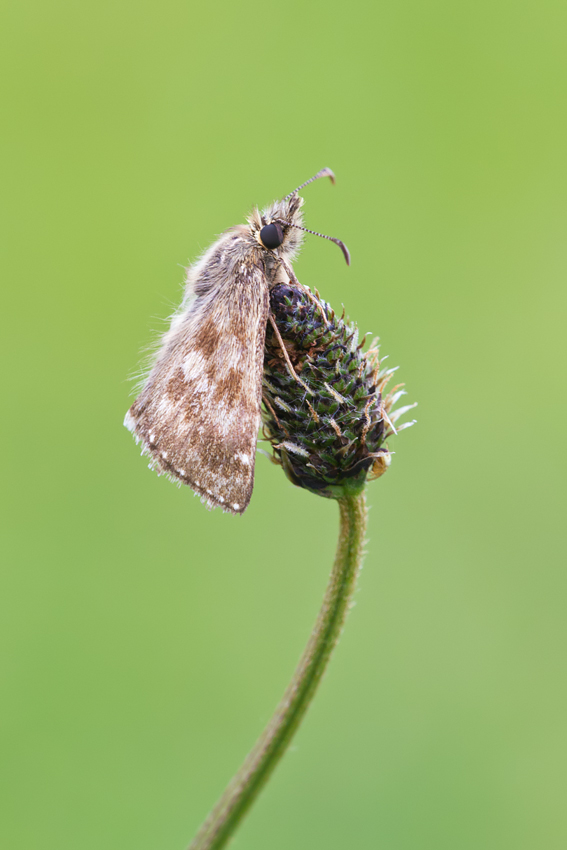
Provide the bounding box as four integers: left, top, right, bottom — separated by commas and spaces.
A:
283, 168, 336, 201
277, 220, 351, 266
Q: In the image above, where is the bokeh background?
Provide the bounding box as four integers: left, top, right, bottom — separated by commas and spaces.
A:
2, 1, 566, 848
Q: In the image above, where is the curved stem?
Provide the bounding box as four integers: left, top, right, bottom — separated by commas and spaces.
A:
188, 491, 368, 850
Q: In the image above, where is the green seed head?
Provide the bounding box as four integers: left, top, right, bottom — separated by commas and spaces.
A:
262, 283, 416, 500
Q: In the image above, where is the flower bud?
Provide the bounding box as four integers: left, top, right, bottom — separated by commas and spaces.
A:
262, 283, 415, 499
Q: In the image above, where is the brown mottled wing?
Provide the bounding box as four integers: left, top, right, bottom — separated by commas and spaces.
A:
125, 236, 268, 514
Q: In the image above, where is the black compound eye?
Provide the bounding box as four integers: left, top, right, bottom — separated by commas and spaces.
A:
259, 222, 284, 249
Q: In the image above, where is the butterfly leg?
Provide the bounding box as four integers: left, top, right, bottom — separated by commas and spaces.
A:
268, 313, 313, 395
276, 256, 330, 328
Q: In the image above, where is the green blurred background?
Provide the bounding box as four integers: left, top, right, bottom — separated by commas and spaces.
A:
2, 1, 566, 848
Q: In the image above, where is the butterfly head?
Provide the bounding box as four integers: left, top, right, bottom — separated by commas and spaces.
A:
250, 168, 350, 266
253, 191, 305, 261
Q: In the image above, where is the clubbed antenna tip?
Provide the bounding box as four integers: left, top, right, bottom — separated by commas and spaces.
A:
283, 167, 336, 201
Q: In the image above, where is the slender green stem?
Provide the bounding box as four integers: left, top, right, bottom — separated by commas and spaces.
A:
188, 491, 368, 850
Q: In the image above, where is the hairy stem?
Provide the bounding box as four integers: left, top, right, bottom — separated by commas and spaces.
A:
187, 491, 368, 850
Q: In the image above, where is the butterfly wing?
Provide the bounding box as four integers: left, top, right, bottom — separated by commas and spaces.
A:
125, 231, 269, 514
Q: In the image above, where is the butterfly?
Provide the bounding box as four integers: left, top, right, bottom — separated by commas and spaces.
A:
124, 168, 349, 514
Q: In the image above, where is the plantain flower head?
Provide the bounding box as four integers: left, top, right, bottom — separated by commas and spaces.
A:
262, 283, 416, 500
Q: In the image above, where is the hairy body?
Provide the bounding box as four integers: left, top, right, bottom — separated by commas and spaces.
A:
125, 193, 305, 514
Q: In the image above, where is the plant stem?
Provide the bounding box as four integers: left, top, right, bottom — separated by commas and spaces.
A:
187, 491, 368, 850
